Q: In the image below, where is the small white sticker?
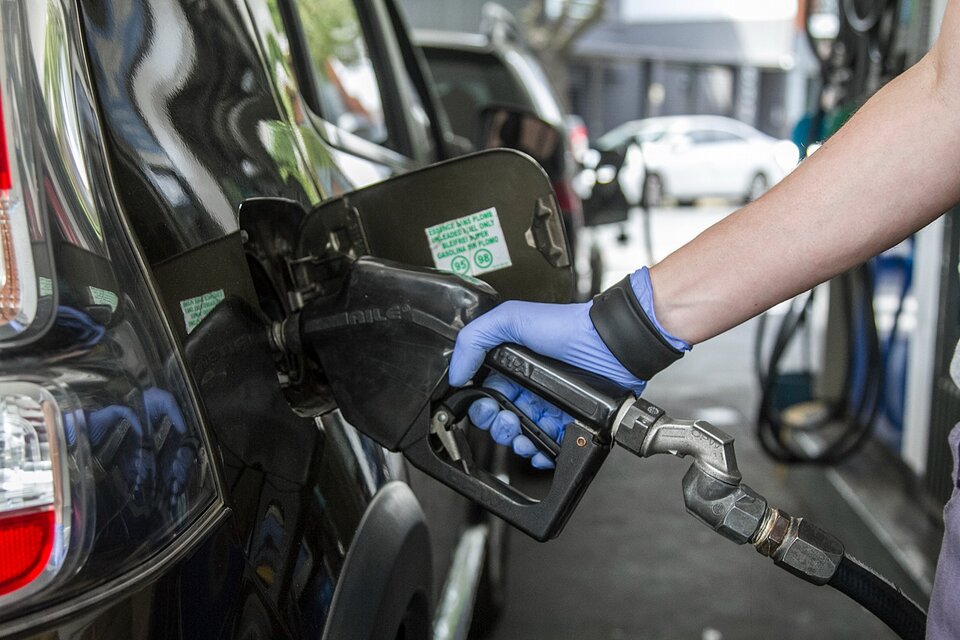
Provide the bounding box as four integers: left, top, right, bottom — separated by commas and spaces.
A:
180, 289, 225, 334
88, 286, 118, 312
424, 207, 512, 277
39, 277, 53, 297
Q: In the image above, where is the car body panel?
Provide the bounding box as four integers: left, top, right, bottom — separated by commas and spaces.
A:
0, 0, 493, 637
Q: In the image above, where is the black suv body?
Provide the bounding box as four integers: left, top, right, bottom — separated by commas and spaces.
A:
0, 0, 503, 637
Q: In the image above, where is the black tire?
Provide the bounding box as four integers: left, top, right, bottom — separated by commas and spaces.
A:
642, 173, 664, 208
744, 172, 768, 203
394, 592, 431, 640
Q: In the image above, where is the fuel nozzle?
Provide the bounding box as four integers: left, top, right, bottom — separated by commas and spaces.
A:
611, 398, 843, 579
610, 399, 925, 640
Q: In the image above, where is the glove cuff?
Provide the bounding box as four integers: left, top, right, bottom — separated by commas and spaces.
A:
589, 269, 689, 380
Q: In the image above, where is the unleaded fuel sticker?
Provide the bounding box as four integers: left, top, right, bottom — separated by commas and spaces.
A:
180, 289, 225, 334
88, 286, 118, 312
424, 207, 512, 277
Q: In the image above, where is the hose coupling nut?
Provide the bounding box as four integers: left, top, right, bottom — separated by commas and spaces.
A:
754, 508, 845, 585
753, 507, 792, 557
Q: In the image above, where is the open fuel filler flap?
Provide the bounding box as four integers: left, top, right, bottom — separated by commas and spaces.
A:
240, 149, 623, 541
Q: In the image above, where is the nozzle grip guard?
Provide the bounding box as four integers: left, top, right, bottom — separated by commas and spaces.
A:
403, 419, 610, 541
403, 343, 631, 540
440, 387, 562, 459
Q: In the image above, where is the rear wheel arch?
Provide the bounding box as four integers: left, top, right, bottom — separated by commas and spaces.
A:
322, 481, 433, 640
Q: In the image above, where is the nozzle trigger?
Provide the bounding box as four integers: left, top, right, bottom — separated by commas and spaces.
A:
437, 387, 561, 462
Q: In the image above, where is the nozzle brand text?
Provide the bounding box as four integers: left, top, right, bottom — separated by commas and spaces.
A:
305, 304, 412, 332
491, 349, 533, 379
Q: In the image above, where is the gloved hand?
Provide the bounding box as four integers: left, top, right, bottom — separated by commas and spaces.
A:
449, 267, 690, 466
449, 300, 647, 393
468, 373, 573, 469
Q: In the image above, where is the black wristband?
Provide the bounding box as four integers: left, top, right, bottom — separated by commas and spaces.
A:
589, 276, 684, 380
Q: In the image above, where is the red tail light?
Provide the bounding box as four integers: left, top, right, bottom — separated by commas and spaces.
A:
552, 179, 582, 216
0, 509, 55, 595
0, 384, 70, 604
0, 91, 10, 192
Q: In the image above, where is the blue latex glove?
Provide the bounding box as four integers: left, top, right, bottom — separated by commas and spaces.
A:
468, 373, 573, 469
449, 300, 647, 392
450, 267, 690, 465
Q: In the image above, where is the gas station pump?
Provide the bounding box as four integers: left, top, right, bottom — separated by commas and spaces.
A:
755, 0, 942, 469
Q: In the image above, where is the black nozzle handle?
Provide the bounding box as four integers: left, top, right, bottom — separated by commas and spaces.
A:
486, 344, 634, 436
398, 347, 625, 541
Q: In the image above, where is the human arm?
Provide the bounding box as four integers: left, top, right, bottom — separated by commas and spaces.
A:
650, 1, 960, 344
448, 1, 960, 466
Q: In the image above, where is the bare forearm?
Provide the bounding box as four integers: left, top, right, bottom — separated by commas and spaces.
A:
650, 46, 960, 345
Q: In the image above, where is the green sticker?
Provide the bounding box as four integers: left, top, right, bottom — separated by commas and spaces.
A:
424, 206, 512, 277
38, 277, 53, 298
180, 289, 225, 334
88, 286, 118, 312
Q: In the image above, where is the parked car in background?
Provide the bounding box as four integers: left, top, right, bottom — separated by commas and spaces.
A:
596, 115, 800, 206
0, 0, 506, 638
564, 114, 590, 166
415, 4, 603, 298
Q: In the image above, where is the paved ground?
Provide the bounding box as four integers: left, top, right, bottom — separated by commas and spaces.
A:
484, 205, 905, 640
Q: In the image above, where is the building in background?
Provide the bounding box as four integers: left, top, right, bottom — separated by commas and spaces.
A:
400, 0, 817, 139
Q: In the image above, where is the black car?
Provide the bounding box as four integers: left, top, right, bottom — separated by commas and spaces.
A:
0, 0, 515, 637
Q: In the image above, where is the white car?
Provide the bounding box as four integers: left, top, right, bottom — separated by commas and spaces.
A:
596, 115, 800, 206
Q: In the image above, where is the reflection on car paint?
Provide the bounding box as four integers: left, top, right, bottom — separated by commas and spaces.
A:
81, 0, 321, 263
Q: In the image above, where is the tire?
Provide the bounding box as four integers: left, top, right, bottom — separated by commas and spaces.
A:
744, 172, 768, 203
394, 592, 431, 640
642, 173, 664, 208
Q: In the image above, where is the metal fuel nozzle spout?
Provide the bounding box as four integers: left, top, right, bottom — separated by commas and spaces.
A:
611, 398, 845, 582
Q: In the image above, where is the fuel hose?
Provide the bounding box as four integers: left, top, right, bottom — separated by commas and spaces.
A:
828, 553, 927, 640
754, 264, 884, 463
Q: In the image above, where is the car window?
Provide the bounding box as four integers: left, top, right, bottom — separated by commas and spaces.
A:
289, 0, 391, 148
501, 48, 563, 123
421, 47, 528, 147
711, 130, 743, 143
687, 130, 714, 144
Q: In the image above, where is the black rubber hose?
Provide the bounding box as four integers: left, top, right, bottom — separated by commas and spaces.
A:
828, 553, 927, 640
755, 264, 884, 464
